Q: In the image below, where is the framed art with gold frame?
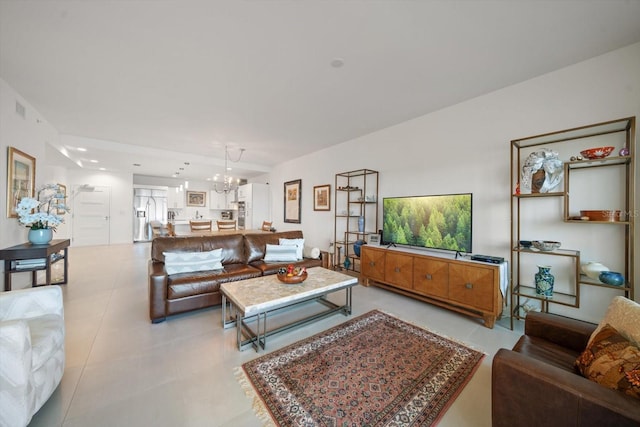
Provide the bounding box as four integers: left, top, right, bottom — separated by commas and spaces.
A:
6, 146, 36, 218
313, 184, 330, 211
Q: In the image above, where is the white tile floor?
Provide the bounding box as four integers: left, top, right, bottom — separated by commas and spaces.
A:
23, 243, 523, 427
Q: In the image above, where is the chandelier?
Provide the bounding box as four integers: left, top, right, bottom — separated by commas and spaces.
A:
213, 145, 245, 194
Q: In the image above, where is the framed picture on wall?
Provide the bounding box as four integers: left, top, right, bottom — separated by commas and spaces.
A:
313, 184, 330, 211
186, 190, 206, 207
56, 184, 67, 215
284, 179, 301, 223
6, 146, 36, 218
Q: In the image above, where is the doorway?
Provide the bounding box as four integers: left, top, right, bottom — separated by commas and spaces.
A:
72, 185, 111, 246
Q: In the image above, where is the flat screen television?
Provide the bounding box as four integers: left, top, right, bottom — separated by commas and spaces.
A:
382, 193, 472, 253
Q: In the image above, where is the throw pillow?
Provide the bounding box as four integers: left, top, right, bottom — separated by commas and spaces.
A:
303, 245, 320, 259
588, 296, 640, 347
279, 238, 304, 260
163, 248, 223, 275
576, 323, 640, 400
264, 244, 298, 263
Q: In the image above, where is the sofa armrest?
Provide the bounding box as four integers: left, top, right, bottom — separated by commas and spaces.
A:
0, 286, 63, 322
524, 311, 596, 353
320, 251, 329, 269
148, 261, 169, 323
492, 348, 640, 427
0, 319, 33, 387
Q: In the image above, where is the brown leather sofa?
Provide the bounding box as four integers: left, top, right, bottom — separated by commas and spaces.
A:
149, 230, 326, 323
492, 311, 640, 427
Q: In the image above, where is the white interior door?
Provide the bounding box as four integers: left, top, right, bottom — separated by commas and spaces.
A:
73, 185, 111, 246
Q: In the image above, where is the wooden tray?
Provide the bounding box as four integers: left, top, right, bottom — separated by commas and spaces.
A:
277, 271, 308, 284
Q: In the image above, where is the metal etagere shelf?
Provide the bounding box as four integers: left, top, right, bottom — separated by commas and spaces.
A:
333, 169, 379, 273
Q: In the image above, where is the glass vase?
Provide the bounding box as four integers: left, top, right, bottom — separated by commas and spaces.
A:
535, 265, 554, 298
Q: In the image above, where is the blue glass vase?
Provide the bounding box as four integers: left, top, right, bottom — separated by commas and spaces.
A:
535, 265, 554, 298
358, 216, 365, 232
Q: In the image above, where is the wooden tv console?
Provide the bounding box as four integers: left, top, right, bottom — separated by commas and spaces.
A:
360, 245, 504, 328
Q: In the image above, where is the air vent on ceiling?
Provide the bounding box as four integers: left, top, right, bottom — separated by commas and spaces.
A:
15, 101, 26, 119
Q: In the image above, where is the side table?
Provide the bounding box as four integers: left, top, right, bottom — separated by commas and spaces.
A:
0, 239, 70, 291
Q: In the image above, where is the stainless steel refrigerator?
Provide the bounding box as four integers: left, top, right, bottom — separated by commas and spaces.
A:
133, 188, 168, 242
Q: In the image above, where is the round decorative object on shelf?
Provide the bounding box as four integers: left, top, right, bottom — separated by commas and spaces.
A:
579, 146, 615, 159
532, 240, 561, 251
599, 271, 624, 287
353, 240, 365, 257
581, 262, 609, 280
535, 265, 554, 298
28, 228, 53, 245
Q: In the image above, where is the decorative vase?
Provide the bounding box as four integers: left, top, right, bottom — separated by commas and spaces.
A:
581, 262, 609, 280
28, 228, 53, 245
353, 240, 364, 257
535, 265, 554, 298
358, 216, 365, 232
343, 257, 351, 270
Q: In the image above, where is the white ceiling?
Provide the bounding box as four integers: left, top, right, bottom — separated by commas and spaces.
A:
2, 1, 640, 182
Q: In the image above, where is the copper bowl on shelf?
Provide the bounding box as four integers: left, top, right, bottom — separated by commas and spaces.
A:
579, 146, 615, 159
277, 271, 308, 284
580, 210, 622, 222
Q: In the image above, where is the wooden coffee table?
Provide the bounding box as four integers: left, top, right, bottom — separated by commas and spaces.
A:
221, 267, 357, 351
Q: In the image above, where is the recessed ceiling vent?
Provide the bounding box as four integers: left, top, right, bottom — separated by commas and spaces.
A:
15, 101, 26, 119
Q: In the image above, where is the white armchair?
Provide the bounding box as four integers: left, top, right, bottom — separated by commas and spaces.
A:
0, 286, 65, 427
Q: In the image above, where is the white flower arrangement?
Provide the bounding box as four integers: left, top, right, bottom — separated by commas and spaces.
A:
15, 183, 70, 231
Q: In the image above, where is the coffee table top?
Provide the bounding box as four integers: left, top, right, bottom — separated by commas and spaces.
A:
220, 267, 357, 316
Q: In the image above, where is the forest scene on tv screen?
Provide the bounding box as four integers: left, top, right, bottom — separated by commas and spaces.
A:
383, 194, 472, 253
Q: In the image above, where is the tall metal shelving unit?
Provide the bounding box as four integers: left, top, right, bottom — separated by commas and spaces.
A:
510, 117, 635, 329
334, 169, 379, 273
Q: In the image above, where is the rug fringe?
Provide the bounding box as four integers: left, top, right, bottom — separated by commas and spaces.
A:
234, 366, 277, 427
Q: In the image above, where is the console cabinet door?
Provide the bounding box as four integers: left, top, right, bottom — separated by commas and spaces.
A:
449, 264, 495, 312
413, 258, 449, 299
361, 247, 385, 281
384, 253, 413, 290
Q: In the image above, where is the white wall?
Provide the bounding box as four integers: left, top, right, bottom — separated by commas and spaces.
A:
264, 42, 640, 323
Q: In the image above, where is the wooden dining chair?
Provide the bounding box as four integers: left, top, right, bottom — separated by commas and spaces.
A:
166, 222, 176, 237
261, 221, 272, 231
189, 220, 212, 231
216, 220, 237, 230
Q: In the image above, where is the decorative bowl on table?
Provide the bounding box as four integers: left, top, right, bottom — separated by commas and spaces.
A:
579, 146, 615, 159
277, 266, 308, 284
532, 240, 561, 251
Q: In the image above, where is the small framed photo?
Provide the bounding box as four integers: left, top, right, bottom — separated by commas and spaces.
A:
313, 184, 330, 211
367, 234, 380, 245
186, 191, 206, 207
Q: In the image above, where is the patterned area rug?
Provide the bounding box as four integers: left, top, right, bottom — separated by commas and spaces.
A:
238, 310, 485, 426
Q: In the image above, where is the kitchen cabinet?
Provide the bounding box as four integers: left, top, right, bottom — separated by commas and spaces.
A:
167, 187, 184, 209
237, 183, 270, 229
510, 117, 635, 328
209, 191, 229, 210
361, 245, 503, 328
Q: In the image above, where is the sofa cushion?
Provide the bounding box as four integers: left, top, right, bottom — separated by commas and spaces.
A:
263, 244, 298, 262
576, 324, 640, 399
279, 238, 304, 260
163, 249, 223, 275
589, 297, 640, 347
250, 258, 323, 275
167, 264, 261, 299
245, 231, 304, 263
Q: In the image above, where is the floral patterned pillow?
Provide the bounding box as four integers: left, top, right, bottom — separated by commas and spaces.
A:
576, 323, 640, 399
